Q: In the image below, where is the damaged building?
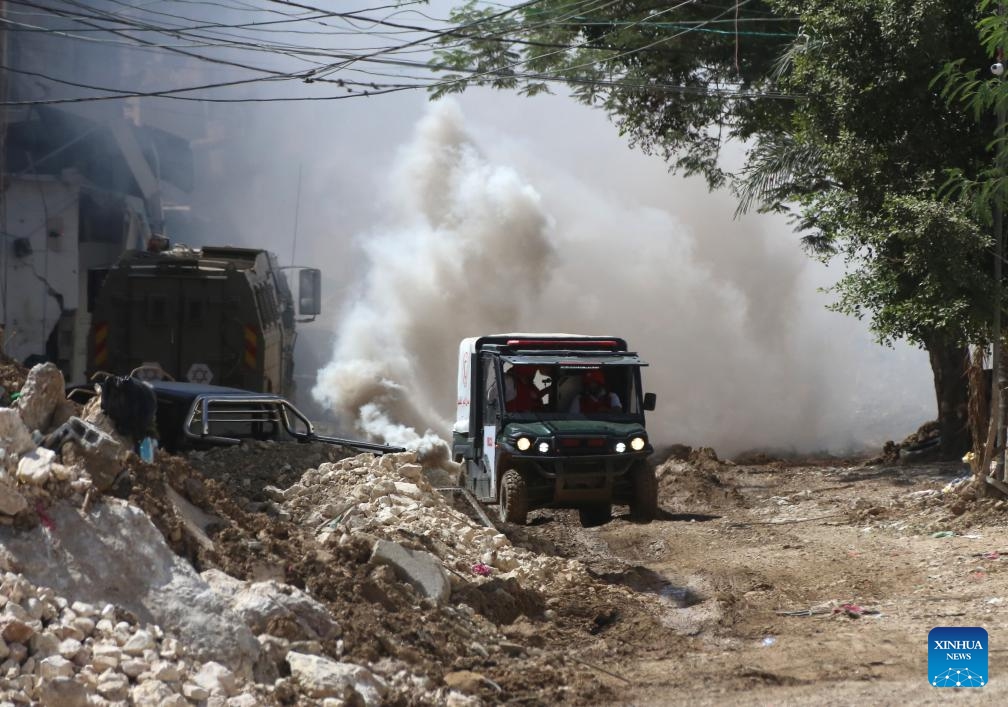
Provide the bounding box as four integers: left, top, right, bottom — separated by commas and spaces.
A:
0, 6, 195, 383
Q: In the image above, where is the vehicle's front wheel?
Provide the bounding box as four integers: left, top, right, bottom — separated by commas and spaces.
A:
499, 469, 529, 525
578, 503, 612, 527
629, 462, 658, 523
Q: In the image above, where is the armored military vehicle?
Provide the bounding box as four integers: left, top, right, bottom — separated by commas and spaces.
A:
87, 245, 320, 397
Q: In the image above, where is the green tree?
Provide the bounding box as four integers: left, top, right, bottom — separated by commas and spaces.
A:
433, 0, 995, 455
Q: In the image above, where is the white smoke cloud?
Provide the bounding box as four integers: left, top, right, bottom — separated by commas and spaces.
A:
312, 101, 556, 454
312, 96, 934, 457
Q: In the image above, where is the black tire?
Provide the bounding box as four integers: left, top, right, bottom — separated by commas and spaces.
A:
629, 463, 658, 523
578, 503, 612, 528
499, 469, 529, 525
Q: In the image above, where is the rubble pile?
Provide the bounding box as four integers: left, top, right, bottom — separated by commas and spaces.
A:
0, 571, 264, 706
655, 447, 747, 511
0, 363, 658, 704
279, 453, 589, 592
0, 364, 97, 530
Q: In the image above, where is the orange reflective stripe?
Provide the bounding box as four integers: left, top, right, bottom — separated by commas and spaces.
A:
243, 325, 257, 369
93, 323, 108, 365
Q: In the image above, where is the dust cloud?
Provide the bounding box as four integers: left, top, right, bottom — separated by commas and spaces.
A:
313, 97, 934, 456
312, 101, 556, 453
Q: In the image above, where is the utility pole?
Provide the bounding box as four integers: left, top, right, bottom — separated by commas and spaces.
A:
990, 0, 1008, 493
0, 0, 8, 342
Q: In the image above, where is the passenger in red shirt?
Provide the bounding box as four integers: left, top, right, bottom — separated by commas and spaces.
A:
570, 369, 621, 413
505, 365, 545, 412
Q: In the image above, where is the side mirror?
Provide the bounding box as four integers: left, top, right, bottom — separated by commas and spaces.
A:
298, 268, 321, 316
643, 392, 656, 411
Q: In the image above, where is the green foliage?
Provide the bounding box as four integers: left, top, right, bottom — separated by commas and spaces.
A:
431, 1, 796, 188
433, 0, 998, 348
810, 193, 992, 345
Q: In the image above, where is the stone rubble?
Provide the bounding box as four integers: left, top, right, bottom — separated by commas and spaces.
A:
281, 451, 588, 592
0, 362, 620, 705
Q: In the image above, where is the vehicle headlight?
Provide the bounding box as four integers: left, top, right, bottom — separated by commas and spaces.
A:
630, 436, 646, 451
516, 436, 532, 451
615, 441, 627, 453
538, 441, 550, 454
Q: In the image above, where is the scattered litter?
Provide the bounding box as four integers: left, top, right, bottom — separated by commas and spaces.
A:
983, 551, 1000, 561
471, 562, 492, 577
832, 603, 881, 619
139, 436, 158, 463
761, 636, 776, 647
931, 531, 955, 538
775, 605, 832, 617
964, 534, 983, 540
942, 476, 970, 494
986, 597, 1003, 606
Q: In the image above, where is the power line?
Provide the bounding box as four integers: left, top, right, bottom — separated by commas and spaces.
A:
1, 0, 801, 106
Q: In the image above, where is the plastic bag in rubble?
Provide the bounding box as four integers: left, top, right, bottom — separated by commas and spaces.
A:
99, 376, 157, 441
139, 437, 158, 463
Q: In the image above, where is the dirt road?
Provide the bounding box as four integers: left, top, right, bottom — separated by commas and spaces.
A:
502, 453, 1008, 705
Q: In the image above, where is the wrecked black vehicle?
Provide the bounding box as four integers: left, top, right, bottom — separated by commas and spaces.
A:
69, 375, 403, 455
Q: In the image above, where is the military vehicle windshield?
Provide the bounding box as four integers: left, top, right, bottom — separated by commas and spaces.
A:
500, 362, 644, 420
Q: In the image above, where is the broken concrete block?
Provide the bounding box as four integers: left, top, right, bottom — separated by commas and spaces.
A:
0, 499, 261, 675
370, 539, 451, 604
0, 408, 35, 459
203, 573, 340, 642
0, 477, 27, 516
44, 416, 121, 456
130, 680, 175, 704
36, 676, 89, 707
16, 363, 64, 433
286, 652, 387, 705
16, 447, 55, 486
122, 628, 156, 655
44, 416, 124, 491
96, 671, 130, 701
193, 661, 238, 696
38, 654, 74, 679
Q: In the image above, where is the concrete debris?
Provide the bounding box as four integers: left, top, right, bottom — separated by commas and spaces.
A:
15, 447, 56, 486
0, 408, 34, 463
0, 476, 27, 516
202, 570, 341, 642
0, 406, 638, 704
80, 396, 132, 450
0, 569, 259, 706
370, 538, 452, 604
0, 499, 260, 674
281, 452, 585, 593
286, 651, 387, 704
15, 362, 64, 433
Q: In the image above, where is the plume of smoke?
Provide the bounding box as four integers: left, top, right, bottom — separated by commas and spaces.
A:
313, 101, 555, 455
314, 97, 933, 458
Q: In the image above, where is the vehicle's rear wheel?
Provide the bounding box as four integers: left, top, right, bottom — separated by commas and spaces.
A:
629, 462, 658, 523
578, 503, 612, 527
499, 469, 528, 525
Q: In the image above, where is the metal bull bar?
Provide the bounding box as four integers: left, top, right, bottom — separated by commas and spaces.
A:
183, 393, 406, 454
